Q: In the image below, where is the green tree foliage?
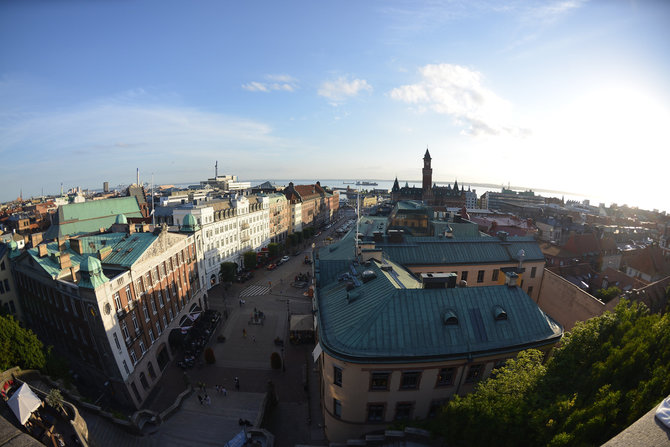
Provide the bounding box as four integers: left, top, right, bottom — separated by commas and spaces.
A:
268, 243, 282, 258
303, 227, 314, 239
286, 233, 298, 248
0, 314, 46, 371
243, 251, 257, 270
594, 286, 622, 303
434, 300, 670, 447
219, 262, 238, 282
432, 350, 546, 446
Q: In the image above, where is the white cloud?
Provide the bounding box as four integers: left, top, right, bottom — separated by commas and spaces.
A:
242, 74, 298, 92
389, 63, 529, 137
318, 77, 372, 103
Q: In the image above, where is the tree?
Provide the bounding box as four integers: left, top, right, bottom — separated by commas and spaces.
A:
243, 251, 257, 270
268, 243, 282, 258
220, 262, 238, 282
287, 233, 298, 248
0, 314, 46, 371
429, 300, 670, 447
45, 388, 65, 415
594, 286, 622, 303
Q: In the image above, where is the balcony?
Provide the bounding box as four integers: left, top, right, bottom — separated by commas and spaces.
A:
241, 222, 250, 230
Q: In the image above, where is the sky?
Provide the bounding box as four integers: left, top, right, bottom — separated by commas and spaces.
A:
1, 0, 669, 211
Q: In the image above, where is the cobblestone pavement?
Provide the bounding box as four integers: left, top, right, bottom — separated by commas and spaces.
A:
84, 244, 327, 447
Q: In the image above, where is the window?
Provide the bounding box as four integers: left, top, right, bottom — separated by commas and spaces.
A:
492, 269, 499, 282
113, 333, 121, 350
477, 270, 485, 283
333, 366, 343, 387
0, 261, 4, 270
465, 364, 483, 383
122, 360, 130, 375
400, 371, 421, 390
162, 315, 168, 329
370, 372, 390, 391
145, 272, 151, 287
147, 362, 156, 380
461, 271, 468, 281
436, 367, 455, 387
367, 403, 385, 422
130, 350, 138, 365
168, 308, 174, 321
113, 292, 121, 310
394, 402, 414, 421
0, 282, 4, 294
149, 328, 155, 344
527, 286, 534, 296
3, 279, 9, 292
151, 298, 157, 315
333, 399, 342, 418
139, 340, 147, 354
125, 285, 132, 301
121, 321, 130, 340
158, 291, 165, 307
156, 320, 162, 336
531, 266, 537, 278
140, 372, 149, 390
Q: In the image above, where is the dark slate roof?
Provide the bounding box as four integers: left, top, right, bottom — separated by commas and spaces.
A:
316, 260, 562, 363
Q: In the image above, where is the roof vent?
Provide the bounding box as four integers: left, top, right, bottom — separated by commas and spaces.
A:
362, 270, 377, 282
380, 264, 393, 272
443, 309, 458, 326
346, 281, 355, 291
493, 305, 508, 321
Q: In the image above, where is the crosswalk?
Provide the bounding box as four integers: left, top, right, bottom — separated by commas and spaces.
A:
240, 284, 270, 297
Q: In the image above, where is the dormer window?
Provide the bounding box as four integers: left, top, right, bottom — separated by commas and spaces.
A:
493, 305, 508, 321
443, 309, 458, 326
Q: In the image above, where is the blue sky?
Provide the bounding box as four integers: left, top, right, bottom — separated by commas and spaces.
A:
1, 0, 669, 211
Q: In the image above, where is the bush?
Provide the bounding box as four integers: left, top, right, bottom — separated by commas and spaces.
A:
204, 347, 216, 364
270, 352, 282, 370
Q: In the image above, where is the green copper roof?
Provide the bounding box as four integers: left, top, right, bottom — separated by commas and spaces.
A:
44, 197, 143, 239
181, 213, 199, 233
316, 260, 562, 362
78, 256, 110, 289
378, 236, 545, 266
115, 214, 128, 224
26, 232, 157, 280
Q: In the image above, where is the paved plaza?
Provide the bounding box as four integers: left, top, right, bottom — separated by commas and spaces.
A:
82, 244, 329, 447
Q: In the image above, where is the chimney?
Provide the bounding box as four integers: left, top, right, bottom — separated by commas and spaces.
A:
70, 267, 77, 282
59, 252, 72, 269
30, 232, 43, 247
70, 238, 84, 255
38, 244, 48, 258
57, 236, 68, 251
505, 271, 519, 287
98, 246, 111, 261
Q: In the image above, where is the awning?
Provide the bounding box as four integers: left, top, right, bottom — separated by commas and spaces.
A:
290, 314, 313, 332
7, 383, 42, 425
312, 343, 323, 363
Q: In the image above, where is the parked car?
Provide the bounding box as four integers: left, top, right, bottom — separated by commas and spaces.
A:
266, 263, 277, 270
280, 255, 290, 263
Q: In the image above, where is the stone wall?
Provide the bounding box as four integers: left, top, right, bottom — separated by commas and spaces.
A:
537, 269, 605, 331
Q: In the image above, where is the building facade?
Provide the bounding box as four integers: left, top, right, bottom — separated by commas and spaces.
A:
12, 221, 203, 409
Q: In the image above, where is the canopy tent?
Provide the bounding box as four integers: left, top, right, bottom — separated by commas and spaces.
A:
7, 383, 42, 425
290, 314, 313, 332
224, 430, 247, 447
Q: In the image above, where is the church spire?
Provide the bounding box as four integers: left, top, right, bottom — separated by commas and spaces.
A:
424, 146, 431, 160
392, 176, 400, 192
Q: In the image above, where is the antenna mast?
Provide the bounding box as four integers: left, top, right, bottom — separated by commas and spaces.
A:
355, 184, 360, 262
151, 173, 155, 226
215, 160, 218, 178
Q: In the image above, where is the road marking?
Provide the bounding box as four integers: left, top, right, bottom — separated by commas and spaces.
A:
240, 285, 270, 297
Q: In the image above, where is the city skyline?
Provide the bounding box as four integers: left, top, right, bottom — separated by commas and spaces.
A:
1, 1, 669, 211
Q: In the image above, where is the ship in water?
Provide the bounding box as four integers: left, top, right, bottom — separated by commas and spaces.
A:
356, 181, 378, 186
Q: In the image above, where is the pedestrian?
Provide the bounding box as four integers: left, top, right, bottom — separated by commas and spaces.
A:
205, 394, 211, 406
242, 328, 247, 338
234, 377, 240, 390
239, 299, 242, 307
223, 387, 227, 396
197, 394, 203, 405
252, 335, 256, 343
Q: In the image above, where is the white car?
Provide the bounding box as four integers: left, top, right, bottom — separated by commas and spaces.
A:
280, 255, 290, 263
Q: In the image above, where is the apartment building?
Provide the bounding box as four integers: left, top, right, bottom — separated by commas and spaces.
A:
12, 220, 203, 409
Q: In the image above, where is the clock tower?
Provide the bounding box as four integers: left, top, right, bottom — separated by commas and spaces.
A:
422, 148, 432, 201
